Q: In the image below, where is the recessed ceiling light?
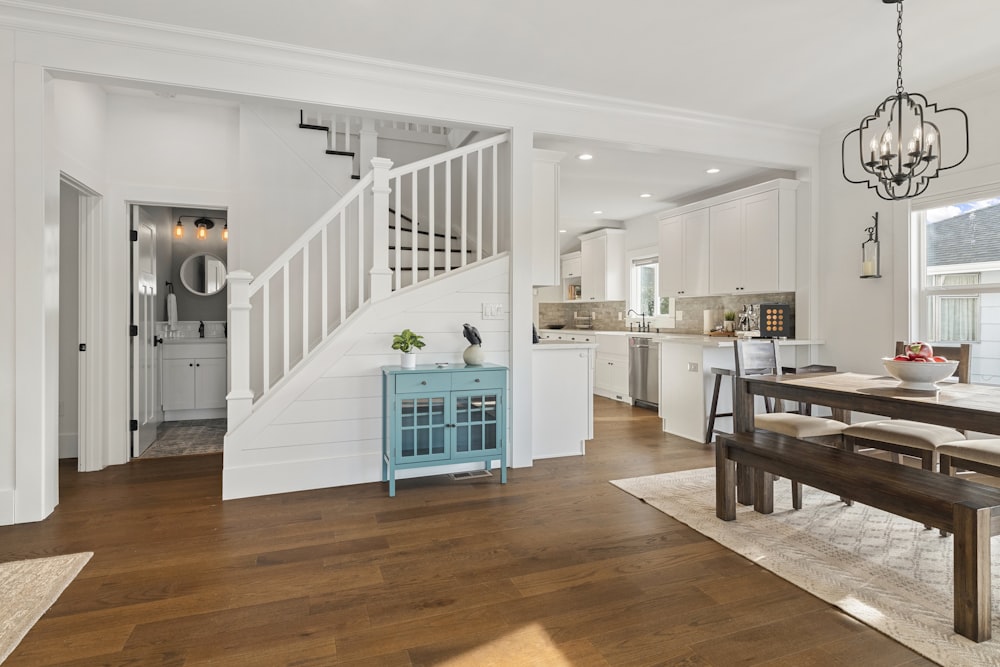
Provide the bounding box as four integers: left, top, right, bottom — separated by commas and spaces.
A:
706, 168, 721, 174
577, 153, 593, 161
639, 193, 652, 198
559, 229, 567, 233
593, 210, 603, 215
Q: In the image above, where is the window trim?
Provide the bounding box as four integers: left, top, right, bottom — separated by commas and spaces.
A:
626, 245, 674, 327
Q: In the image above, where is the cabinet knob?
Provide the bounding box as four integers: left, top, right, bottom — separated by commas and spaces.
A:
420, 380, 427, 385
189, 363, 193, 367
475, 378, 481, 383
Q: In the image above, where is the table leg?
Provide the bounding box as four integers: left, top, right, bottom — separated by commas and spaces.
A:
716, 438, 736, 521
953, 501, 991, 642
737, 463, 756, 506
754, 466, 773, 514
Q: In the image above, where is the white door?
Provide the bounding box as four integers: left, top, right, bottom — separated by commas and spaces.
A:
131, 206, 162, 457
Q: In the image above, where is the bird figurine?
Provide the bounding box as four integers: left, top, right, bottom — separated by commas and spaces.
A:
462, 323, 482, 346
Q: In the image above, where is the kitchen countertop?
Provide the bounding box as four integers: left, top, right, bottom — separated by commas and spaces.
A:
533, 340, 598, 350
538, 329, 823, 347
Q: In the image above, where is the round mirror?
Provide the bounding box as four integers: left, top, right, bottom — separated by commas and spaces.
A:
179, 253, 227, 296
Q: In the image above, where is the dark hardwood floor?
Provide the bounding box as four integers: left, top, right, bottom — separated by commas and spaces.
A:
1, 398, 933, 666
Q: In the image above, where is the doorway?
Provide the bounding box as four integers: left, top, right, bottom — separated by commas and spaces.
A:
130, 204, 229, 460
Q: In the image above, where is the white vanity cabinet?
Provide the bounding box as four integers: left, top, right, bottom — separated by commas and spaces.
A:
708, 181, 798, 295
658, 208, 709, 298
161, 340, 227, 420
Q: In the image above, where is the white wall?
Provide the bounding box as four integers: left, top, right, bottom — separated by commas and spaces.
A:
0, 28, 16, 519
817, 72, 1000, 376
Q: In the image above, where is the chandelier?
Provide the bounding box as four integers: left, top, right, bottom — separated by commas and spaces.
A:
841, 0, 969, 201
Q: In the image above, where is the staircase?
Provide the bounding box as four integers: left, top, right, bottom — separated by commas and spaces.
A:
226, 120, 510, 429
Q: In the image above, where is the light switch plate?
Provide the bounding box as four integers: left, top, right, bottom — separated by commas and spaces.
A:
482, 303, 504, 320
687, 362, 699, 372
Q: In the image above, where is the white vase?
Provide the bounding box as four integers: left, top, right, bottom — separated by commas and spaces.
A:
463, 344, 485, 366
401, 351, 417, 369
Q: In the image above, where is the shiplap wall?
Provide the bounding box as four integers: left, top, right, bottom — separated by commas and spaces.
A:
223, 255, 510, 499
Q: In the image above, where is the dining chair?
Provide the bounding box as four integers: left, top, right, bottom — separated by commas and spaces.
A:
841, 342, 971, 475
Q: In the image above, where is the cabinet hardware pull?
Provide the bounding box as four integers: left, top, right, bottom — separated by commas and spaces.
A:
420, 380, 427, 385
189, 363, 193, 367
475, 378, 481, 382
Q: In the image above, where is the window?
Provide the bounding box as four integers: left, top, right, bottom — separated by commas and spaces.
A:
630, 257, 670, 317
914, 195, 1000, 383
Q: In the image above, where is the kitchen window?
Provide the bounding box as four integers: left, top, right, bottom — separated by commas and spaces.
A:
631, 257, 660, 317
914, 194, 1000, 383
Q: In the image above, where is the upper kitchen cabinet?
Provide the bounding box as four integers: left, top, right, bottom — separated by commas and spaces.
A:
708, 179, 798, 295
579, 229, 626, 301
658, 208, 709, 298
531, 149, 565, 286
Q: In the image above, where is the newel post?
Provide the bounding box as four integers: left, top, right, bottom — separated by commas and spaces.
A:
227, 270, 255, 425
370, 157, 394, 302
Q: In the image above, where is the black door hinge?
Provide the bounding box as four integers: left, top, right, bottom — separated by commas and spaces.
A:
130, 325, 138, 337
130, 229, 138, 242
79, 343, 86, 352
129, 419, 138, 432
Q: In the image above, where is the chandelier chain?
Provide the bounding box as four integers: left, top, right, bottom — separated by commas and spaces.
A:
895, 0, 904, 94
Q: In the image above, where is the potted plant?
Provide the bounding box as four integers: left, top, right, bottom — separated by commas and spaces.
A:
723, 310, 737, 333
392, 329, 425, 369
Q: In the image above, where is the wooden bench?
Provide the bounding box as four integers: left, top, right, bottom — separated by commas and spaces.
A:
715, 429, 1000, 642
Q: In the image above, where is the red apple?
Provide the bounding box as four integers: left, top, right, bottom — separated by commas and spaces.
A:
932, 356, 947, 362
905, 341, 934, 360
893, 355, 910, 361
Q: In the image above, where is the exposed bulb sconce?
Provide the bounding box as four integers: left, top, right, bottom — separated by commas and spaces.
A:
175, 215, 227, 242
861, 213, 881, 278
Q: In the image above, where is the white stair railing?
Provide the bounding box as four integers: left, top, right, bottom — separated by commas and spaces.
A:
228, 133, 509, 418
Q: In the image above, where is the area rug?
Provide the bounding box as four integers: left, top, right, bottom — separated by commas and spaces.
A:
0, 552, 92, 663
139, 418, 225, 458
611, 468, 1000, 666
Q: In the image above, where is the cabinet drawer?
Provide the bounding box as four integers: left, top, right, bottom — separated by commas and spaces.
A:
452, 369, 506, 391
395, 373, 451, 394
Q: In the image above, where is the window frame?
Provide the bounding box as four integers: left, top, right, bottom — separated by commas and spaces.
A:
626, 245, 675, 327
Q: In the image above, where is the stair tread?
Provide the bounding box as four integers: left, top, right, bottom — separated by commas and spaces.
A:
389, 245, 469, 253
326, 149, 355, 157
298, 123, 328, 132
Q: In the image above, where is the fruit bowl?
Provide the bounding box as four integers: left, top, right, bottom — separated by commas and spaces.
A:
882, 357, 959, 390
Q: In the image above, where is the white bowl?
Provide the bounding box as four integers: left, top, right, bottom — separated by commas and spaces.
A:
882, 357, 959, 390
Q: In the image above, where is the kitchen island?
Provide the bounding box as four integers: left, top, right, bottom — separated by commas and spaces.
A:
531, 340, 597, 458
537, 329, 824, 443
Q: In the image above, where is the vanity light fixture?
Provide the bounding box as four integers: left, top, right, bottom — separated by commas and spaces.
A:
841, 0, 969, 200
175, 215, 226, 241
577, 153, 593, 161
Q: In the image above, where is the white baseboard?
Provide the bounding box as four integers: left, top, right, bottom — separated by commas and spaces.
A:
164, 408, 227, 421
593, 388, 631, 403
0, 489, 14, 526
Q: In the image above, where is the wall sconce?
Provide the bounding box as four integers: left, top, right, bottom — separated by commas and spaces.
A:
861, 213, 881, 278
176, 215, 227, 242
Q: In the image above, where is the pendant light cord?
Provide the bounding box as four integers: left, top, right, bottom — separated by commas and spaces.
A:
895, 1, 905, 94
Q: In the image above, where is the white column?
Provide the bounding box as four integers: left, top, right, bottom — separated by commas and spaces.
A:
359, 117, 378, 177
370, 157, 393, 302
227, 270, 255, 426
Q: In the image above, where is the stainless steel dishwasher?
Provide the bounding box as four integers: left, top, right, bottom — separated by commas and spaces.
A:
628, 336, 659, 410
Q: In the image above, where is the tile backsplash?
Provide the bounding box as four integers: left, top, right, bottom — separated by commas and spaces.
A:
537, 292, 796, 335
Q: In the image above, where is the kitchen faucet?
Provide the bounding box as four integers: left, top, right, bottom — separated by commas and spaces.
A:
627, 309, 648, 332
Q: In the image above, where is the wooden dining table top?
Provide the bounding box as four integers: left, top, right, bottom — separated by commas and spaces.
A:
739, 371, 1000, 434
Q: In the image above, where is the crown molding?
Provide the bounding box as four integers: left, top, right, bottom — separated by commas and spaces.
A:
0, 0, 818, 150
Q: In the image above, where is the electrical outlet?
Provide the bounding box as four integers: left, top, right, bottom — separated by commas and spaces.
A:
618, 312, 623, 320
687, 362, 699, 372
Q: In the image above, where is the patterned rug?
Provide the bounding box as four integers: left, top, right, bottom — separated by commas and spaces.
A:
0, 552, 92, 663
611, 468, 1000, 666
139, 419, 226, 458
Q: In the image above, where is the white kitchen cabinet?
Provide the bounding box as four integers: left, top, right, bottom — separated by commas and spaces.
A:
708, 183, 797, 294
561, 253, 582, 279
539, 331, 595, 343
531, 149, 564, 286
161, 340, 227, 420
658, 208, 709, 298
594, 334, 629, 402
579, 229, 626, 301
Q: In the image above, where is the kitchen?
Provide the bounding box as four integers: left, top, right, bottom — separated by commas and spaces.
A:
531, 153, 824, 449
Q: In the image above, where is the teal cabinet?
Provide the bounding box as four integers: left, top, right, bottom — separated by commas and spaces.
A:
382, 364, 508, 496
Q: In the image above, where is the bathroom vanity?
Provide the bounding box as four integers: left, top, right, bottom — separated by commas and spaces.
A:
161, 339, 227, 420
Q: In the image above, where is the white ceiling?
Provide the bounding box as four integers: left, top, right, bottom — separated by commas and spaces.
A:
31, 0, 1000, 251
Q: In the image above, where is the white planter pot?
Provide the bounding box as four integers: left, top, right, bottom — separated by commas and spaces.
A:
401, 351, 417, 369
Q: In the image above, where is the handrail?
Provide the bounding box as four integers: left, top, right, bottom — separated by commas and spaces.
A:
387, 133, 507, 178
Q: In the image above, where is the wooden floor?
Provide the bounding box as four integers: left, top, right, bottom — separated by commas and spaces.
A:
2, 398, 933, 666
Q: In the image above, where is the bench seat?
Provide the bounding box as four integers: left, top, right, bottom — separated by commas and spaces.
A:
715, 429, 1000, 642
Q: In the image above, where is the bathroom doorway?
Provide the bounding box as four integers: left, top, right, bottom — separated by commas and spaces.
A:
129, 204, 228, 460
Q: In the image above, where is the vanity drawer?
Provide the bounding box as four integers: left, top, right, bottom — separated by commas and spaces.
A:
452, 369, 506, 391
161, 341, 227, 360
395, 373, 451, 394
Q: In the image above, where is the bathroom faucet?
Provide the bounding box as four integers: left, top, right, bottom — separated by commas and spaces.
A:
199, 320, 205, 338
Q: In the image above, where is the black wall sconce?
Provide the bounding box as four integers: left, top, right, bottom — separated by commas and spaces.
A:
861, 212, 881, 278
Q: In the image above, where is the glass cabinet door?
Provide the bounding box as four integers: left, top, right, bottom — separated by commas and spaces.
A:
396, 395, 449, 462
452, 391, 502, 457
